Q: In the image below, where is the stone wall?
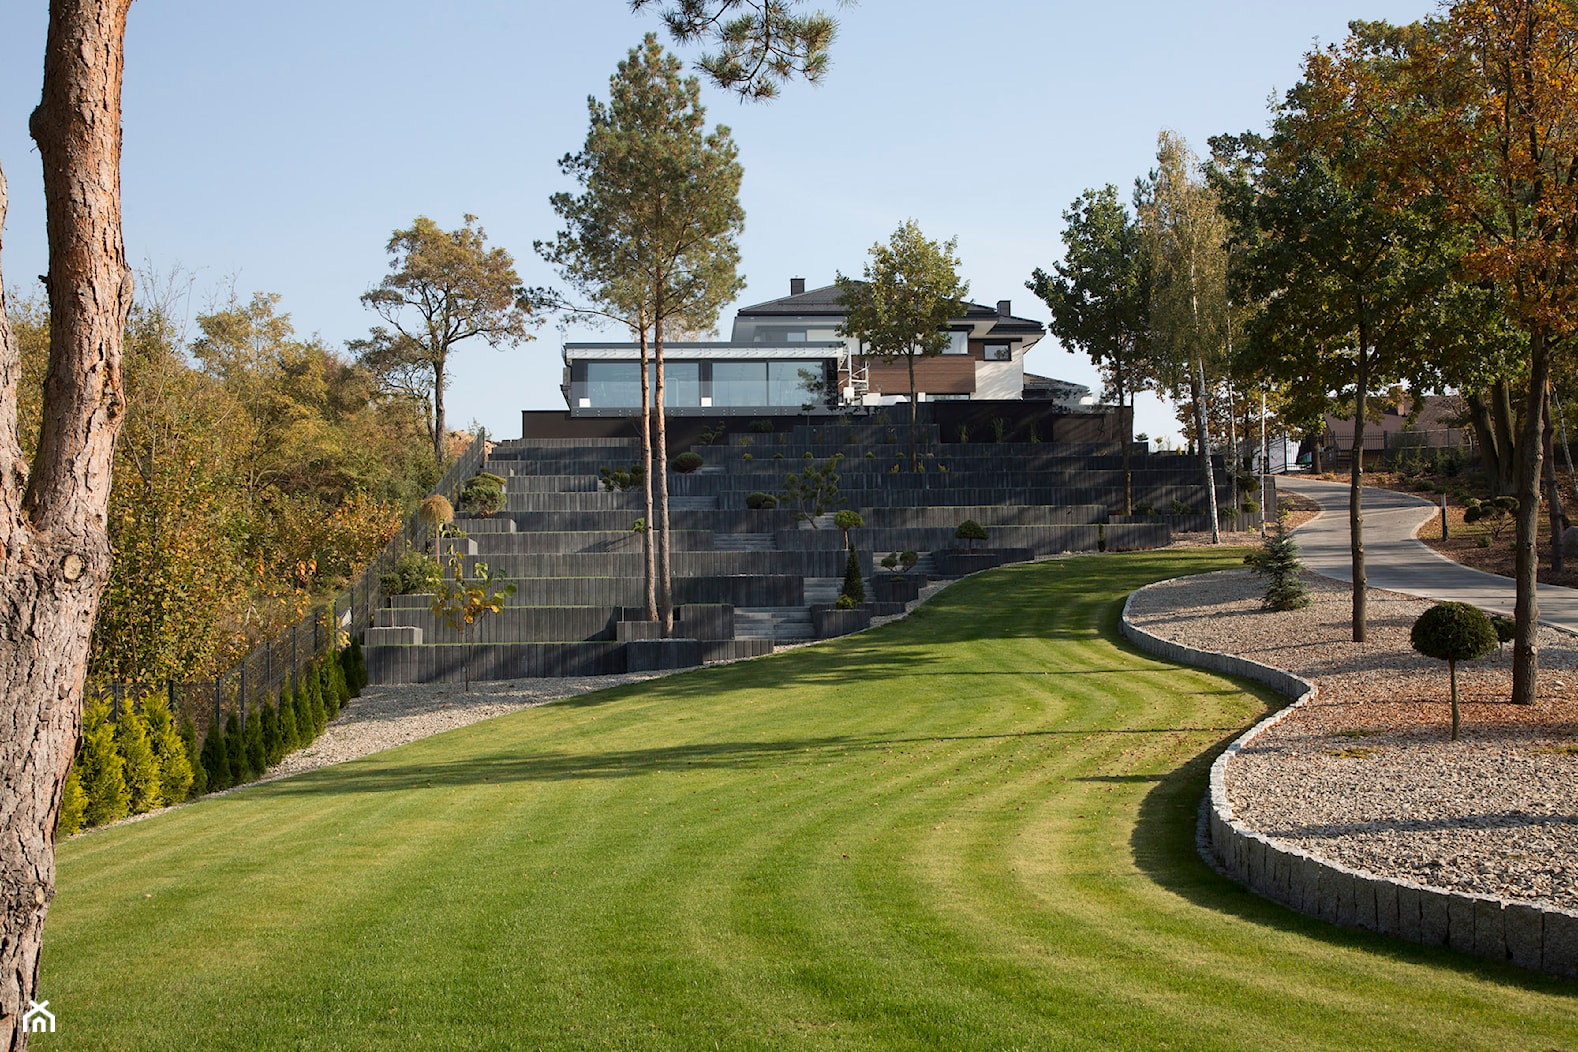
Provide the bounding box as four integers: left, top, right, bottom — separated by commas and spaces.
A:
1120, 579, 1578, 978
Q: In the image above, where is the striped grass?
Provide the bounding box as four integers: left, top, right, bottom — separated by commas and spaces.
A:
42, 552, 1577, 1050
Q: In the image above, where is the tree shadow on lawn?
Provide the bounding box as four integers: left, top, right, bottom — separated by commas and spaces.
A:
1129, 708, 1578, 995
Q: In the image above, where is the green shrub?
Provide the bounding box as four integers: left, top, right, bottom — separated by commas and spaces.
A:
244, 708, 267, 778
261, 701, 284, 766
1411, 602, 1498, 741
307, 671, 328, 737
81, 697, 129, 826
1244, 518, 1310, 611
278, 688, 301, 753
745, 491, 778, 510
598, 464, 645, 492
1169, 499, 1196, 516
834, 593, 859, 610
460, 474, 506, 517
294, 675, 315, 739
1490, 614, 1516, 646
840, 546, 865, 605
200, 720, 230, 793
114, 702, 162, 814
223, 712, 247, 785
342, 635, 368, 696
180, 715, 206, 799
1241, 498, 1260, 515
748, 419, 775, 434
143, 693, 194, 805
57, 764, 87, 837
671, 451, 704, 474
955, 519, 988, 551
380, 551, 442, 596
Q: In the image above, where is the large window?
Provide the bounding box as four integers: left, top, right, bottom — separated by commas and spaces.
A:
666, 362, 701, 408
585, 361, 640, 407
712, 361, 766, 407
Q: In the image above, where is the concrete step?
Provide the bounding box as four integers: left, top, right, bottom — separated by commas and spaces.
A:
804, 577, 841, 604
670, 495, 720, 511
714, 533, 777, 552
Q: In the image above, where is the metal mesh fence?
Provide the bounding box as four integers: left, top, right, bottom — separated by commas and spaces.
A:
87, 435, 488, 735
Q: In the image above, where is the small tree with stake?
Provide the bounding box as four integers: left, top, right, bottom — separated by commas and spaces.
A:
430, 545, 517, 693
1410, 602, 1498, 742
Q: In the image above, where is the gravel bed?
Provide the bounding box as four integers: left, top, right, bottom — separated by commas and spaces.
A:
1128, 569, 1578, 911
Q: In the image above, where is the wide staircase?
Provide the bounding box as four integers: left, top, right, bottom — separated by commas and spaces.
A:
361, 420, 1232, 684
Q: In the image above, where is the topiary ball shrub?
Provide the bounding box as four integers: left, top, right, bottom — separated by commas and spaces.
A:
955, 519, 988, 551
745, 491, 778, 510
672, 451, 704, 474
461, 474, 505, 517
748, 418, 775, 434
1490, 613, 1516, 647
1410, 601, 1498, 741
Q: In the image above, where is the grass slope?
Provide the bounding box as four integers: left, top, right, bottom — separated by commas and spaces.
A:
44, 552, 1577, 1050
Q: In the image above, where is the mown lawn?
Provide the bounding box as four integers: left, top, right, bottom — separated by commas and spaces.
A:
41, 552, 1577, 1050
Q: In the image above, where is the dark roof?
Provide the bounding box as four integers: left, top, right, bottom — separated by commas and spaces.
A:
737, 281, 1046, 335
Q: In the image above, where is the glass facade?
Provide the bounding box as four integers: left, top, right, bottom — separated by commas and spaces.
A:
572, 358, 832, 411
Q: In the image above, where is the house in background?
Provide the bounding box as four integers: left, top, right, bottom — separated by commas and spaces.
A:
560, 277, 1088, 416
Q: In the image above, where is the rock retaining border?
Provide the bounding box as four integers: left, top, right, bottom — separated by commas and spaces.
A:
1120, 578, 1578, 978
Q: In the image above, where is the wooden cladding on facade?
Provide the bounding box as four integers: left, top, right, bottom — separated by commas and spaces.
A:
850, 356, 977, 396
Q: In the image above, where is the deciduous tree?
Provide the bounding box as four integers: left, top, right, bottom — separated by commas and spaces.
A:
1318, 2, 1578, 703
353, 215, 536, 468
836, 220, 969, 472
1028, 185, 1152, 514
1137, 131, 1227, 542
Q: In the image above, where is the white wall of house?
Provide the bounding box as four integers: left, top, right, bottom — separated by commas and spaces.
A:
974, 359, 1025, 400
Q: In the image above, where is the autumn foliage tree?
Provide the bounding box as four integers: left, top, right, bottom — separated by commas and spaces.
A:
352, 215, 536, 468
1317, 1, 1578, 703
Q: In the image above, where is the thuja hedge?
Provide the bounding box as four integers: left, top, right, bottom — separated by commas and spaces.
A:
63, 642, 367, 837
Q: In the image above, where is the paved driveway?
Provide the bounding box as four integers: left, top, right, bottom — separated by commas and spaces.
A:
1275, 475, 1578, 633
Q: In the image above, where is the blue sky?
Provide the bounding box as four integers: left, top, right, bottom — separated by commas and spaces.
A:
0, 1, 1438, 444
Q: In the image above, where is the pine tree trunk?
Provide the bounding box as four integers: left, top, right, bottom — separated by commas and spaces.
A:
1, 5, 134, 1048
638, 329, 656, 623
1511, 333, 1549, 706
653, 315, 674, 636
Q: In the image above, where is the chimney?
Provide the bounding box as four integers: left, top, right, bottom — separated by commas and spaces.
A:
790, 277, 806, 296
997, 299, 1012, 318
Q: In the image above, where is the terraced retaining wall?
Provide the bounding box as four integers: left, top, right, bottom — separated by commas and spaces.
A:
1120, 581, 1578, 978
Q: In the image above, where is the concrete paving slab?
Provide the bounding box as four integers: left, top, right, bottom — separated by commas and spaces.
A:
1277, 476, 1578, 632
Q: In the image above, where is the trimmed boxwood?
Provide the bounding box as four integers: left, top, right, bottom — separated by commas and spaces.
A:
672, 451, 704, 474
1410, 601, 1498, 741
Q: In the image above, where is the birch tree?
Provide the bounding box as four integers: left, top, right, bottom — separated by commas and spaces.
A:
1138, 131, 1227, 542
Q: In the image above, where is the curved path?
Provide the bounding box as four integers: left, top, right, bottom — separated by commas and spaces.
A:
1277, 474, 1578, 632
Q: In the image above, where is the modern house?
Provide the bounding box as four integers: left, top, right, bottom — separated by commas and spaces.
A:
560, 278, 1086, 416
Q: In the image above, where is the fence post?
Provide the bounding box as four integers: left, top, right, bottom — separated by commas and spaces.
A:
240, 664, 247, 731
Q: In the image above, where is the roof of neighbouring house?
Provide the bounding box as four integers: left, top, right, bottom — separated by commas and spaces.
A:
736, 282, 1045, 338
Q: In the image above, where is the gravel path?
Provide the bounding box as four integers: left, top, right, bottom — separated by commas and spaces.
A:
1127, 569, 1578, 911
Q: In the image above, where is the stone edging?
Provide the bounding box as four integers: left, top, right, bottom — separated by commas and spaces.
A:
1120, 576, 1578, 978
